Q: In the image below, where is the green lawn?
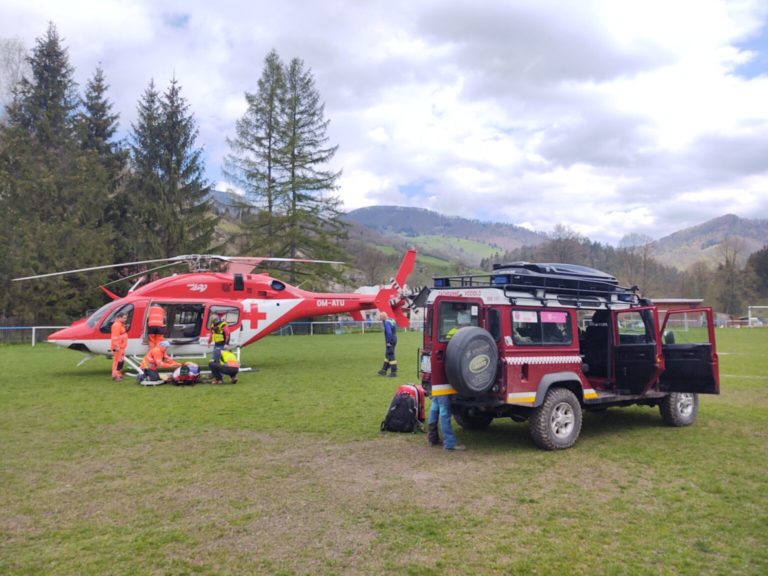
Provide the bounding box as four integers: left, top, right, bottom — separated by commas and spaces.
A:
1, 328, 766, 575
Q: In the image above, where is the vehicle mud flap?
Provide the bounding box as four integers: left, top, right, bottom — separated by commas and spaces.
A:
444, 327, 499, 396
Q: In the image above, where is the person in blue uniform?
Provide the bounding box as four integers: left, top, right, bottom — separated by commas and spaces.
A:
377, 312, 398, 377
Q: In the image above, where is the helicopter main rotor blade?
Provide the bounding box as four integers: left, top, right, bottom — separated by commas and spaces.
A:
226, 257, 344, 265
11, 257, 180, 281
12, 254, 345, 281
101, 262, 181, 287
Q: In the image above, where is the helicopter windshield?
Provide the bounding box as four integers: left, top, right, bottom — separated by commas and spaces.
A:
86, 302, 118, 328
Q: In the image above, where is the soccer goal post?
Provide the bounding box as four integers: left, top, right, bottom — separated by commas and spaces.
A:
747, 305, 768, 327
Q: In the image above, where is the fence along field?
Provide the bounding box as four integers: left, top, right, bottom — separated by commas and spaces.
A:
0, 328, 766, 575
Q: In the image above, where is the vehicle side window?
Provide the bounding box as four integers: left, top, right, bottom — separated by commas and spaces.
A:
663, 310, 711, 344
99, 304, 135, 334
487, 308, 501, 341
438, 301, 479, 342
512, 309, 572, 345
617, 310, 654, 344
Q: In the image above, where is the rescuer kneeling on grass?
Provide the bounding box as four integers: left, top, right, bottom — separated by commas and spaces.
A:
138, 340, 180, 383
209, 349, 240, 385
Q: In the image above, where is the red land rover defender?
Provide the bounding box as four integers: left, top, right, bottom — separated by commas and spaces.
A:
418, 262, 720, 450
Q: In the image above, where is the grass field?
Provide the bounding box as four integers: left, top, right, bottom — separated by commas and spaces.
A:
1, 328, 767, 575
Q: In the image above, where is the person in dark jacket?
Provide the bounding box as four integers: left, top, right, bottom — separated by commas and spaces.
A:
209, 349, 240, 385
208, 312, 229, 362
377, 312, 398, 377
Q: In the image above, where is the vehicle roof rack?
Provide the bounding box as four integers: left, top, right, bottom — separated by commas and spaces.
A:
432, 262, 642, 307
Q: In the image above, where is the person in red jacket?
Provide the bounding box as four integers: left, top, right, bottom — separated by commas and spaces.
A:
138, 340, 180, 383
147, 304, 166, 348
110, 312, 129, 381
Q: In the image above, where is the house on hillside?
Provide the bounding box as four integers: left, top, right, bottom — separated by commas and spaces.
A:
208, 189, 255, 219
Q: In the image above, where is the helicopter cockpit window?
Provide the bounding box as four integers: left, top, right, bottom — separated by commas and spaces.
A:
271, 280, 285, 291
87, 302, 115, 329
99, 304, 135, 334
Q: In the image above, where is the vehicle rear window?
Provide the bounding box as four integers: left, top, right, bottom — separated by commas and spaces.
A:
437, 301, 479, 342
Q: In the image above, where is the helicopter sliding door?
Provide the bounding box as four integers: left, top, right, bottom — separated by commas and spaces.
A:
165, 303, 206, 343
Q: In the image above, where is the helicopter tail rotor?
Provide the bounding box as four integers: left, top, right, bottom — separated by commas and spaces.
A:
372, 248, 417, 328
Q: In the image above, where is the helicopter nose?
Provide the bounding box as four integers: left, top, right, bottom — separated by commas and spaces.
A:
47, 325, 93, 352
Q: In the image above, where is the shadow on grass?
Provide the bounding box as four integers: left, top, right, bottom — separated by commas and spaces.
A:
454, 406, 669, 453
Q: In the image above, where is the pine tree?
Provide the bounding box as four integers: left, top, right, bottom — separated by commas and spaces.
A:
224, 49, 287, 256
122, 77, 217, 261
158, 78, 217, 255
8, 23, 79, 146
0, 23, 113, 323
118, 80, 164, 261
279, 56, 346, 270
79, 65, 126, 183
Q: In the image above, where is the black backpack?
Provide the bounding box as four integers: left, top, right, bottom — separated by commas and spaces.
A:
380, 393, 422, 433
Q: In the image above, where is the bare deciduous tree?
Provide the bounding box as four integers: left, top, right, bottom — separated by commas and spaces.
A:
0, 37, 29, 117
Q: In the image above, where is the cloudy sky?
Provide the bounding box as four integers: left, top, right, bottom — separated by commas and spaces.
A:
2, 0, 768, 244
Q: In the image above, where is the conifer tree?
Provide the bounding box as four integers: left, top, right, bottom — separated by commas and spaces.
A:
224, 49, 287, 256
226, 51, 346, 285
118, 80, 163, 261
0, 23, 113, 323
158, 78, 217, 255
80, 65, 126, 183
122, 77, 217, 260
278, 56, 346, 284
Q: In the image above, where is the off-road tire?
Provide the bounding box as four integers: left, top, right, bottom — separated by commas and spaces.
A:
454, 407, 494, 430
530, 388, 583, 450
660, 392, 698, 427
444, 326, 499, 395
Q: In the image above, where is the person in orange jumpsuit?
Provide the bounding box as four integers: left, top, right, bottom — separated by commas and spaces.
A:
138, 340, 180, 383
110, 312, 129, 381
147, 304, 166, 348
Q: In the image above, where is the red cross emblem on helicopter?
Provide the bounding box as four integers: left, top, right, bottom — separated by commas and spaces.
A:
243, 303, 268, 329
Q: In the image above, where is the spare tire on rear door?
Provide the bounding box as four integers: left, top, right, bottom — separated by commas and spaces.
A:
445, 326, 499, 395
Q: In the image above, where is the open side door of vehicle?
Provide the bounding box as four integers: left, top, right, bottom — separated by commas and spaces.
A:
659, 308, 719, 394
613, 307, 663, 395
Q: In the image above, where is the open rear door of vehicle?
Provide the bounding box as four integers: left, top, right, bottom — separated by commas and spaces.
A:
659, 308, 719, 394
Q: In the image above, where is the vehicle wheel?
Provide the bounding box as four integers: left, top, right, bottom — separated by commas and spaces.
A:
445, 327, 499, 395
454, 407, 493, 430
660, 392, 698, 427
530, 388, 583, 450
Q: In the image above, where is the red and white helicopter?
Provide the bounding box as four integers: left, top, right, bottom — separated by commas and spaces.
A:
13, 250, 416, 371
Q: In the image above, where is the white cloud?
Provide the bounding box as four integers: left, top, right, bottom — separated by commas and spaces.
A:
2, 0, 768, 245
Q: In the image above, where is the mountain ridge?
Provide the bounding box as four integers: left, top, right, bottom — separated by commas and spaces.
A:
344, 206, 768, 269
